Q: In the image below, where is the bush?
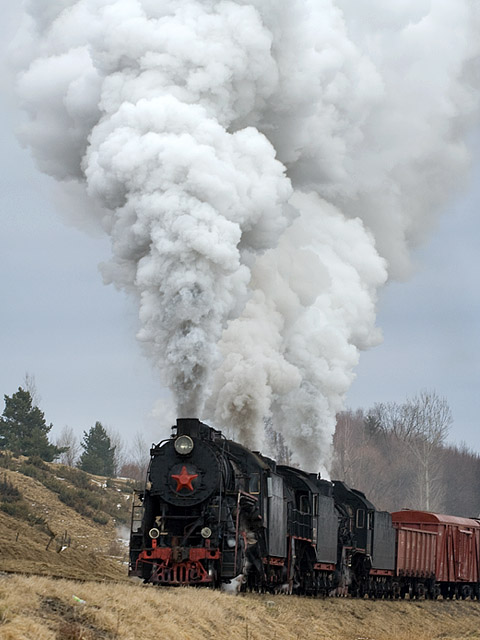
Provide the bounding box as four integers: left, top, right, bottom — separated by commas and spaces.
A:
58, 467, 91, 490
0, 452, 14, 469
0, 473, 22, 503
56, 485, 78, 509
54, 485, 107, 520
18, 462, 46, 482
27, 455, 49, 470
92, 512, 109, 525
0, 500, 47, 528
41, 475, 65, 494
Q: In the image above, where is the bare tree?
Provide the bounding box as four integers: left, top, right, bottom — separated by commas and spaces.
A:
332, 409, 415, 510
132, 431, 151, 474
443, 443, 480, 517
372, 390, 451, 511
120, 431, 151, 482
331, 410, 366, 484
22, 372, 41, 407
56, 425, 81, 466
106, 427, 126, 477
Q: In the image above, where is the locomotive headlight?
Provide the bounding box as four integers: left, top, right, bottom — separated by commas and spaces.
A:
149, 527, 160, 539
174, 435, 194, 455
201, 527, 212, 539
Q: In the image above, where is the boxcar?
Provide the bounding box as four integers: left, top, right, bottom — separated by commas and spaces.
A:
391, 510, 480, 599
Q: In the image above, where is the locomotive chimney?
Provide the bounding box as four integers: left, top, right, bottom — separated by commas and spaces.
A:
176, 418, 202, 437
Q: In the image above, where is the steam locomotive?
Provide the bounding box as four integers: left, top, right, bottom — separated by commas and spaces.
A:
129, 418, 480, 598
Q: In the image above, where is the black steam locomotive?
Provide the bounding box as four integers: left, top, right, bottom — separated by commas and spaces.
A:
128, 418, 395, 595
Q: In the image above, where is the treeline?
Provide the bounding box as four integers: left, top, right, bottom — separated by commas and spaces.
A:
0, 386, 149, 483
56, 421, 150, 483
331, 391, 480, 518
3, 382, 479, 518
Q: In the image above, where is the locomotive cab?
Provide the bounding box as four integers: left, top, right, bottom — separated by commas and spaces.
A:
277, 466, 338, 594
332, 480, 395, 596
333, 481, 374, 553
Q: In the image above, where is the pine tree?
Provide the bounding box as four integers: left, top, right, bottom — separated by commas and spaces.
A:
78, 422, 116, 477
0, 387, 63, 461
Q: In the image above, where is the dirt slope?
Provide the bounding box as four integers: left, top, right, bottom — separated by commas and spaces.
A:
0, 457, 131, 581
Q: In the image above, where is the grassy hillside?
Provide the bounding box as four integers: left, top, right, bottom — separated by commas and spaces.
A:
0, 453, 132, 580
1, 574, 480, 640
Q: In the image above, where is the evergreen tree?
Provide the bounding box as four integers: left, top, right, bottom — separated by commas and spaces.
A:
0, 387, 63, 461
78, 422, 116, 477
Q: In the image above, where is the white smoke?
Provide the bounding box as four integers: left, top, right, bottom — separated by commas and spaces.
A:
12, 0, 293, 417
207, 192, 387, 468
10, 1, 480, 470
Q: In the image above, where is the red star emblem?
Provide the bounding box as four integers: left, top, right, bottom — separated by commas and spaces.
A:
171, 465, 198, 492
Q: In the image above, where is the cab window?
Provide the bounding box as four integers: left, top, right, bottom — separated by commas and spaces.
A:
299, 494, 311, 514
356, 509, 365, 529
249, 473, 260, 494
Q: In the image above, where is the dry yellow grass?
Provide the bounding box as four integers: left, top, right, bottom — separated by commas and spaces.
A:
1, 574, 480, 640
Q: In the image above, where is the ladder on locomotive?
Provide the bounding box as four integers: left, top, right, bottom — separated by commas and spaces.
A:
221, 491, 258, 578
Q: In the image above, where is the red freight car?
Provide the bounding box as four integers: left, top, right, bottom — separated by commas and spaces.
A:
391, 510, 480, 599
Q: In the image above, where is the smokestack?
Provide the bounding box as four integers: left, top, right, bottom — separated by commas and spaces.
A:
176, 418, 201, 437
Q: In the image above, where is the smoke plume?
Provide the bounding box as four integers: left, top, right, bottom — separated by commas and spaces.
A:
11, 1, 480, 470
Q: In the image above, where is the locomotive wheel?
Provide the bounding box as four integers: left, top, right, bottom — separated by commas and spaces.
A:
207, 561, 219, 589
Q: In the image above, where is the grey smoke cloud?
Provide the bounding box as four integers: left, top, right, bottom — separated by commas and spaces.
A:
11, 0, 480, 470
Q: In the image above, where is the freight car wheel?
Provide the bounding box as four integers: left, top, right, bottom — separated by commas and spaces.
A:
461, 586, 471, 600
400, 585, 409, 600
446, 585, 456, 600
416, 583, 425, 599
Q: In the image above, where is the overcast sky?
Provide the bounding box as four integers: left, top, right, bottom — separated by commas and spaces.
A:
1, 5, 479, 456
346, 140, 480, 449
